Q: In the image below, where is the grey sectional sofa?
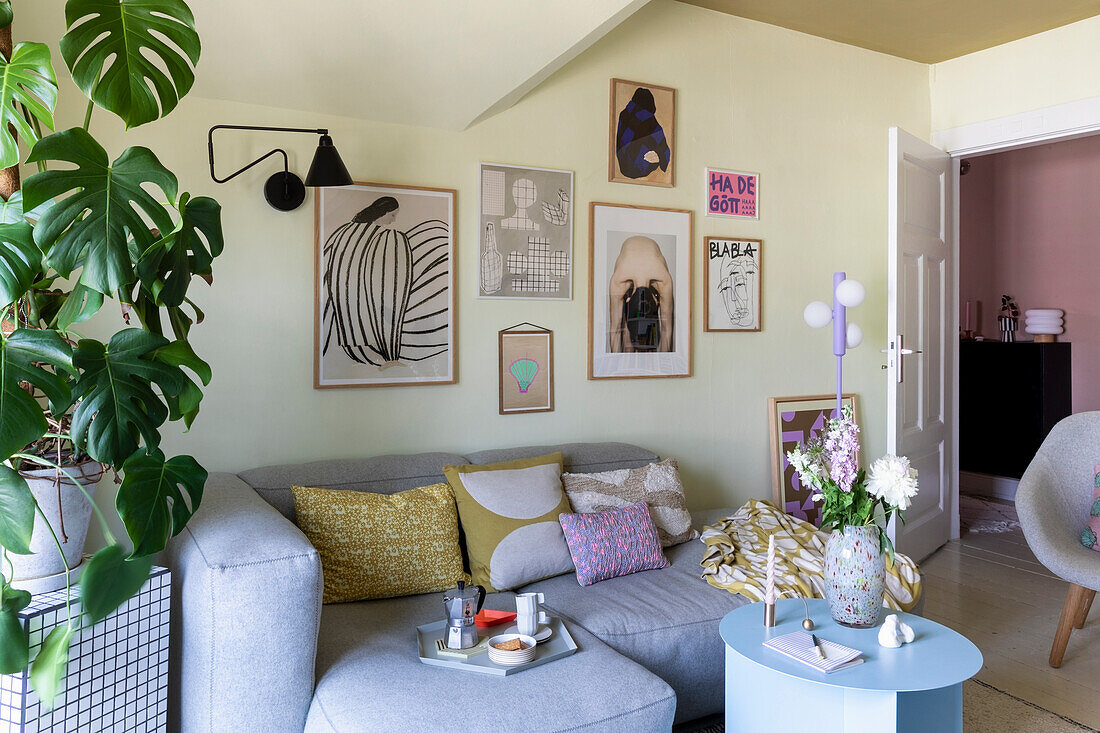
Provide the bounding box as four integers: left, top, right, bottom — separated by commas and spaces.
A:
164, 442, 745, 732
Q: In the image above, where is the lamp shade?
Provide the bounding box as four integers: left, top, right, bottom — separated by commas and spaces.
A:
305, 134, 353, 187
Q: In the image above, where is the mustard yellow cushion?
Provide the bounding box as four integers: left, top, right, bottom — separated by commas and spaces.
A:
442, 453, 574, 592
291, 483, 467, 604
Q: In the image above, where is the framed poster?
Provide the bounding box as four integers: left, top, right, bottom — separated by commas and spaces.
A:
608, 79, 675, 188
315, 182, 456, 388
478, 162, 573, 300
703, 237, 761, 332
705, 167, 759, 219
588, 202, 692, 379
768, 394, 859, 527
499, 327, 553, 414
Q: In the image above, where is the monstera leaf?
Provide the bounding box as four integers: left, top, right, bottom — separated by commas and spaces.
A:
116, 448, 205, 557
151, 338, 210, 428
0, 467, 35, 556
79, 544, 152, 623
24, 128, 178, 296
60, 0, 200, 129
70, 329, 186, 466
0, 222, 43, 308
0, 580, 31, 674
136, 193, 223, 307
0, 42, 57, 170
0, 328, 73, 460
0, 191, 53, 225
30, 625, 72, 708
0, 3, 12, 30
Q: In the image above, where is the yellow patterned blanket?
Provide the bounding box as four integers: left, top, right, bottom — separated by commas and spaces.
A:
700, 499, 922, 611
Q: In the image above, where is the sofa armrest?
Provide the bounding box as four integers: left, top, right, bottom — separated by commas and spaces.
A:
164, 472, 322, 733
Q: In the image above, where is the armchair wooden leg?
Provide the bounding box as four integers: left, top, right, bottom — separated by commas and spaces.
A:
1051, 584, 1090, 667
1074, 589, 1096, 629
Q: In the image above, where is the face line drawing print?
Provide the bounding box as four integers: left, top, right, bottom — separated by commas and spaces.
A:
500, 178, 540, 231
321, 195, 450, 369
720, 251, 758, 327
608, 235, 674, 353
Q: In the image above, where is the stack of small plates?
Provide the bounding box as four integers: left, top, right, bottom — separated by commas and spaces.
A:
1024, 309, 1064, 337
487, 633, 537, 666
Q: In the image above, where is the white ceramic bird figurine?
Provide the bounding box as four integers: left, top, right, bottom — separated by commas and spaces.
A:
878, 614, 915, 648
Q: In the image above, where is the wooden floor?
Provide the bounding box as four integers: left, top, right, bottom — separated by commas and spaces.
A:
922, 496, 1100, 729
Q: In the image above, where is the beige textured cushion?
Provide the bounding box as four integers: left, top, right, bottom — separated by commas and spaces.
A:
443, 453, 574, 592
292, 483, 467, 604
562, 458, 698, 547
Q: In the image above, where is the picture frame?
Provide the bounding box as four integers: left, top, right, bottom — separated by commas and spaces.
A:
478, 162, 574, 300
315, 181, 456, 388
703, 237, 761, 332
588, 202, 692, 379
705, 167, 759, 219
499, 328, 553, 415
608, 78, 675, 188
768, 394, 859, 527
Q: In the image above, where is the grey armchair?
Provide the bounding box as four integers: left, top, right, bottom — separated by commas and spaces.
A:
1016, 411, 1100, 668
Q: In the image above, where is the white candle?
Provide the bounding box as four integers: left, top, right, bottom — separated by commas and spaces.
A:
765, 534, 776, 604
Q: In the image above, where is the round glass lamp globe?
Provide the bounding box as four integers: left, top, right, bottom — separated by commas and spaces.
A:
846, 322, 863, 348
803, 301, 832, 328
835, 279, 866, 308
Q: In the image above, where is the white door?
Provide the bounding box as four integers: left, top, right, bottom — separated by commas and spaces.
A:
887, 127, 954, 562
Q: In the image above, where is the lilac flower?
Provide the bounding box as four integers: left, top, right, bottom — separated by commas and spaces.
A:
823, 407, 860, 492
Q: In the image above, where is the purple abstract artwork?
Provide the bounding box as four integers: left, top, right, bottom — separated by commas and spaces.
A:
778, 404, 845, 527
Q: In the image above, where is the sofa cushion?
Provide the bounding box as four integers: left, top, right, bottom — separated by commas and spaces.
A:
292, 483, 467, 603
523, 508, 745, 723
304, 592, 676, 733
239, 452, 468, 521
464, 442, 659, 475
443, 453, 574, 592
559, 502, 670, 586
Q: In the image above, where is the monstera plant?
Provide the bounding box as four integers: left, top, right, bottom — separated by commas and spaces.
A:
0, 0, 221, 703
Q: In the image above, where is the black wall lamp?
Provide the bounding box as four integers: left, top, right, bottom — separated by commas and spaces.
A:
208, 125, 353, 211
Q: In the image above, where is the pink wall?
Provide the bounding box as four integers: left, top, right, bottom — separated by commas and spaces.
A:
959, 134, 1100, 413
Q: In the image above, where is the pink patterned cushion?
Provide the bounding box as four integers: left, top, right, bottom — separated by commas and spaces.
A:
558, 502, 670, 586
1082, 465, 1100, 552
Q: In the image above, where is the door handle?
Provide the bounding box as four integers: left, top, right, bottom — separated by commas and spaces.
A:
882, 335, 921, 383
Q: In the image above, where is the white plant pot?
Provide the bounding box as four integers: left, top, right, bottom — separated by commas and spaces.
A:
9, 461, 103, 584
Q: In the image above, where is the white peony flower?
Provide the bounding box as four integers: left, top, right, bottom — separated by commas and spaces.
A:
867, 454, 919, 510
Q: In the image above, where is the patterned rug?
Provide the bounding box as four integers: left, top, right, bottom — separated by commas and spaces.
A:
673, 680, 1098, 732
960, 493, 1022, 534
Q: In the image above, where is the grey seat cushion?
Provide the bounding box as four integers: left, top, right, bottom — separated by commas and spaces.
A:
238, 452, 467, 521
464, 442, 659, 474
522, 509, 745, 724
305, 592, 676, 733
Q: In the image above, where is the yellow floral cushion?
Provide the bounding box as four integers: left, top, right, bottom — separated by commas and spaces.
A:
291, 483, 467, 604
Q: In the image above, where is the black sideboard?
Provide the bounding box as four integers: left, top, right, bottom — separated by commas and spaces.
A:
959, 340, 1072, 479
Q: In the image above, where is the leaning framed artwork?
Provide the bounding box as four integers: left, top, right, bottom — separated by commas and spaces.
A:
479, 162, 573, 300
608, 79, 675, 188
768, 394, 859, 527
499, 326, 553, 415
315, 182, 456, 388
704, 237, 761, 332
588, 202, 692, 379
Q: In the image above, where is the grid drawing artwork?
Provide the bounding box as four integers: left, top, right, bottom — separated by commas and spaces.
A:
508, 237, 569, 294
481, 169, 505, 216
0, 567, 170, 733
479, 163, 573, 300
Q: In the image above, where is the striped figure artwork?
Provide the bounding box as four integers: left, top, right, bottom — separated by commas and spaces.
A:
316, 183, 456, 387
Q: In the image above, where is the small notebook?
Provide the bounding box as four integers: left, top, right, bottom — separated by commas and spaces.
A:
762, 631, 864, 673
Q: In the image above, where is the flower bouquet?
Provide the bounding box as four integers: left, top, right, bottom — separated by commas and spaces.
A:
786, 405, 919, 626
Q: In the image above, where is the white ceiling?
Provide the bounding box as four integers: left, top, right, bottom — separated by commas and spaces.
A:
190, 0, 652, 131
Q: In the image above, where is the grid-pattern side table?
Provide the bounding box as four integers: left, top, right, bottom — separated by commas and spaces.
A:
0, 566, 170, 733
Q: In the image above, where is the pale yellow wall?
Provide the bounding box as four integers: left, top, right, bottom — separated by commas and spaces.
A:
22, 0, 929, 540
930, 15, 1100, 132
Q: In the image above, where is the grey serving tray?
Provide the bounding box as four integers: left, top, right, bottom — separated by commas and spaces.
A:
416, 617, 578, 676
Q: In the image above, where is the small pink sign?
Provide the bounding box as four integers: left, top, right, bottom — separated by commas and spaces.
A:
706, 168, 758, 219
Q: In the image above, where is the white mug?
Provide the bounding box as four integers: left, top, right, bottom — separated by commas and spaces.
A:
515, 592, 545, 615
518, 610, 549, 636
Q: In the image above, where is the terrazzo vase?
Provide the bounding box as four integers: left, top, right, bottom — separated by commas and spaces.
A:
823, 525, 886, 628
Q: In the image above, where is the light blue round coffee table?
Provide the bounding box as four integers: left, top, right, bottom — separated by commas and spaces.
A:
720, 598, 982, 733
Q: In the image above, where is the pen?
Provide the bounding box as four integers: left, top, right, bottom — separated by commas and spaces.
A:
811, 634, 826, 659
